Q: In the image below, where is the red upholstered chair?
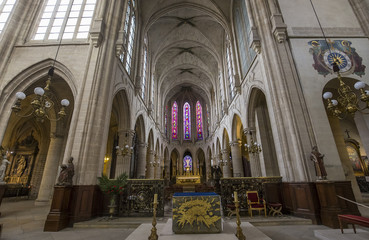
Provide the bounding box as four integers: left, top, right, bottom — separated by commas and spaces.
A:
246, 191, 266, 217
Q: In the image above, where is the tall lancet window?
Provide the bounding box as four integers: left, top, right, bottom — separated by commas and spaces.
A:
0, 0, 17, 35
196, 101, 203, 140
226, 36, 236, 100
234, 0, 256, 78
120, 0, 136, 74
172, 101, 178, 139
206, 104, 210, 136
183, 102, 191, 140
141, 45, 147, 99
164, 105, 168, 136
33, 0, 97, 40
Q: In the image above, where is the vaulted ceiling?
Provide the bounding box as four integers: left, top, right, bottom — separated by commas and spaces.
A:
139, 0, 232, 107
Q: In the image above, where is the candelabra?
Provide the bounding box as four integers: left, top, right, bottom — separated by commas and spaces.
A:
148, 193, 158, 240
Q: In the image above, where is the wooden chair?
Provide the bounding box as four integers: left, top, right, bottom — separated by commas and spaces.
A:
246, 191, 266, 217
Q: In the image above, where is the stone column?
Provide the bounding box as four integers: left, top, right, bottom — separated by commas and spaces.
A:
35, 133, 64, 206
136, 143, 147, 178
230, 140, 244, 177
147, 150, 155, 179
221, 149, 232, 177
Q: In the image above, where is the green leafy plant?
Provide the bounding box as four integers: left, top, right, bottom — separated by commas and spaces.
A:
97, 173, 128, 196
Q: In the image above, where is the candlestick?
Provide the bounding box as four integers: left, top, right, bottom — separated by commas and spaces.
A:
234, 191, 238, 202
154, 193, 158, 204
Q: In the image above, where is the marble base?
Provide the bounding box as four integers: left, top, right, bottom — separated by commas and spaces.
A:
126, 219, 271, 240
314, 229, 369, 240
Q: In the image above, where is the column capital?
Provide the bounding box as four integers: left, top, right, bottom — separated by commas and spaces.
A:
243, 127, 256, 135
229, 140, 242, 147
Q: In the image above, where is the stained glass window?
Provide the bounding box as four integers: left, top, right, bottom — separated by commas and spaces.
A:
196, 101, 203, 140
33, 0, 97, 40
183, 102, 191, 140
172, 101, 178, 139
183, 155, 192, 171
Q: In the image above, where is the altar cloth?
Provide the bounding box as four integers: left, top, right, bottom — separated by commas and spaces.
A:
172, 192, 222, 234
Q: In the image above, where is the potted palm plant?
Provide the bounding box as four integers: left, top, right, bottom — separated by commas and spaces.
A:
97, 173, 128, 218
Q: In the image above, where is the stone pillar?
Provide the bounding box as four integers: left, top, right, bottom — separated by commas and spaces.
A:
147, 150, 155, 179
35, 134, 64, 206
221, 149, 232, 177
136, 143, 147, 178
115, 130, 134, 177
230, 140, 244, 177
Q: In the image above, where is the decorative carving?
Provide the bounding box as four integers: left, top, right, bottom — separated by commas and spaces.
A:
271, 14, 287, 43
90, 19, 104, 47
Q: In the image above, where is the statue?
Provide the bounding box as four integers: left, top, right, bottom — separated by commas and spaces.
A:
310, 146, 327, 180
57, 157, 74, 186
16, 156, 26, 177
0, 156, 11, 183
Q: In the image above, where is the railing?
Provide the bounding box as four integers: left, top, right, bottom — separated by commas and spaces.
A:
220, 177, 282, 215
119, 179, 164, 217
337, 195, 369, 209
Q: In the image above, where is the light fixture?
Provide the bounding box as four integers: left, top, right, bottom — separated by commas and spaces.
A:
308, 0, 369, 119
244, 132, 261, 155
115, 144, 133, 156
11, 27, 70, 122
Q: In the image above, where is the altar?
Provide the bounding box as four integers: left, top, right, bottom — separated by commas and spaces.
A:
172, 192, 222, 234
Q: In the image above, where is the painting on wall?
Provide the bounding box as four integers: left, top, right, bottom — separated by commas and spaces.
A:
346, 145, 364, 176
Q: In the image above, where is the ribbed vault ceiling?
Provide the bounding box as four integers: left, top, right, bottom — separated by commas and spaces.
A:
140, 0, 230, 107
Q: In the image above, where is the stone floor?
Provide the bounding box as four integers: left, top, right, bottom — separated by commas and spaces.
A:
0, 198, 369, 240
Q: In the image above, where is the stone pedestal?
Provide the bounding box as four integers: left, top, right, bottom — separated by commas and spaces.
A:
0, 184, 7, 217
44, 186, 72, 232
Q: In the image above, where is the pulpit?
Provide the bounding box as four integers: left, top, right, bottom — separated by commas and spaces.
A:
172, 192, 222, 234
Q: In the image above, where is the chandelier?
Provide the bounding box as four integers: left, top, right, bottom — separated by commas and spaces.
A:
323, 64, 369, 119
308, 0, 369, 119
244, 132, 261, 155
115, 144, 133, 156
12, 67, 70, 122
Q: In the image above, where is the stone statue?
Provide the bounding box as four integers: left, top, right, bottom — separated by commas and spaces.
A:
0, 157, 11, 183
57, 157, 74, 186
310, 146, 327, 180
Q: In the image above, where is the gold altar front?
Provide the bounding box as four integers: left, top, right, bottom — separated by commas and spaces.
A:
172, 192, 222, 234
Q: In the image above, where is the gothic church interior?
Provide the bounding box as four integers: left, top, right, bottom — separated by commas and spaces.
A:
0, 0, 369, 230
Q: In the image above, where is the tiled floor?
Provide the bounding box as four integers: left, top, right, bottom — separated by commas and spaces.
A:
0, 198, 369, 240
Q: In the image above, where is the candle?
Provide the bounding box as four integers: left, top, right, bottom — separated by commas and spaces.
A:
154, 193, 158, 204
234, 191, 238, 202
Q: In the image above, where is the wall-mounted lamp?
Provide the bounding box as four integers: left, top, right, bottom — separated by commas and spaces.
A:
244, 132, 262, 155
115, 144, 133, 156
